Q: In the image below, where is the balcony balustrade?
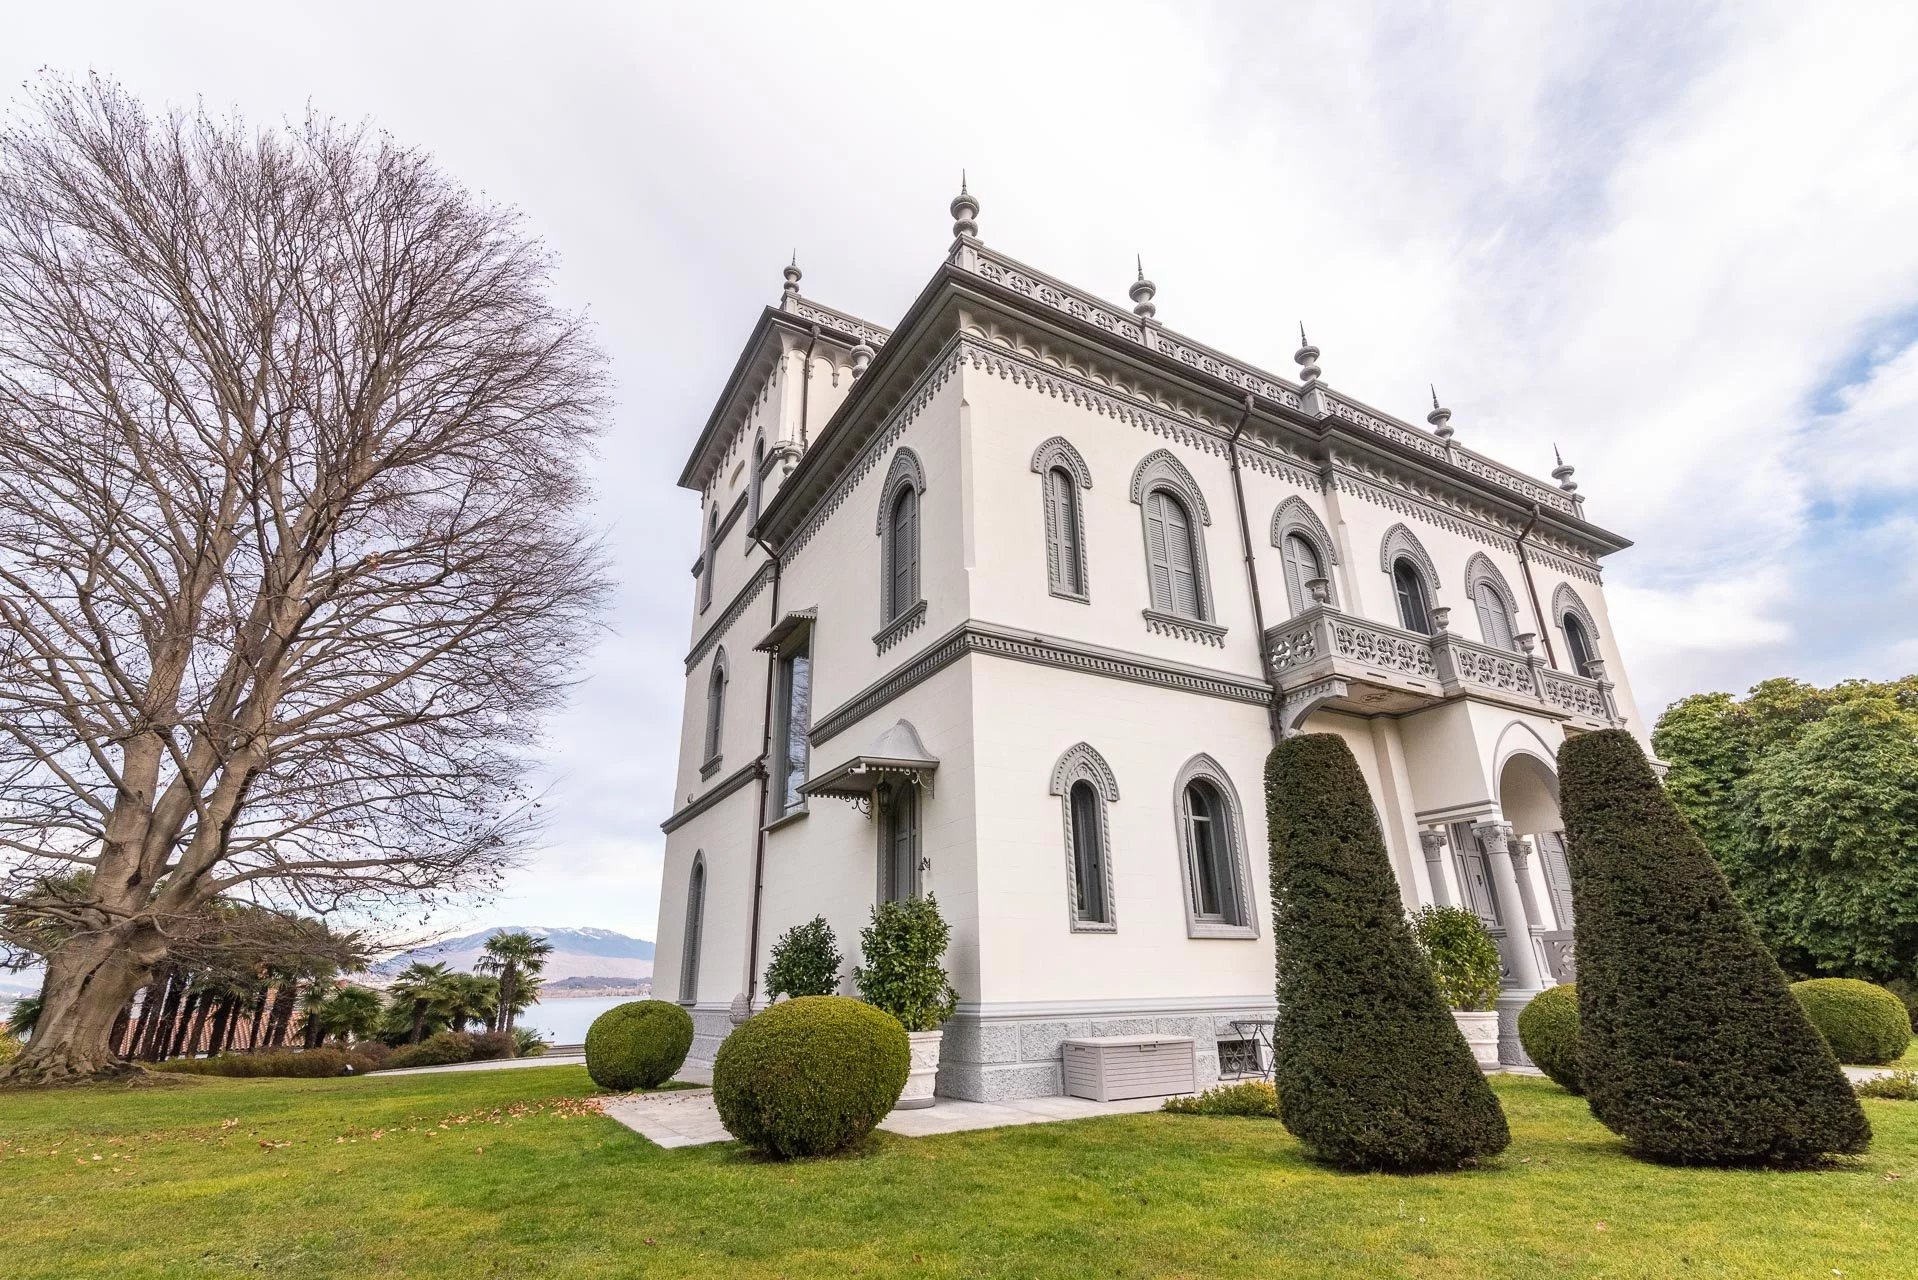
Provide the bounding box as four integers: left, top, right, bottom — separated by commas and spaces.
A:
1265, 602, 1618, 733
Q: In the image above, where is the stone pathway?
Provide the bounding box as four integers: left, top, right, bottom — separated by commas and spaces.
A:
371, 1053, 586, 1077
601, 1088, 1173, 1149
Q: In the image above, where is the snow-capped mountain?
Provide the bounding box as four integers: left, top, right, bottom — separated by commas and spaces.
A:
374, 926, 655, 981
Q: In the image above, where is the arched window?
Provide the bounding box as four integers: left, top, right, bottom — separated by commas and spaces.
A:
1145, 490, 1204, 618
1393, 559, 1433, 634
701, 652, 727, 769
1563, 612, 1598, 678
887, 486, 919, 619
679, 854, 706, 1004
699, 504, 718, 611
1032, 437, 1093, 602
1281, 532, 1324, 616
748, 434, 766, 528
1473, 581, 1515, 650
1173, 755, 1256, 939
1068, 782, 1109, 925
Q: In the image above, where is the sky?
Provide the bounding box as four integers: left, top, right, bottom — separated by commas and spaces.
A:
6, 0, 1917, 947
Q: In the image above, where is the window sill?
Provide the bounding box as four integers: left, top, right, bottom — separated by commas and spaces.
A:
1048, 585, 1090, 604
698, 755, 723, 781
764, 805, 810, 834
1142, 608, 1228, 647
1069, 919, 1118, 934
1186, 920, 1259, 940
873, 599, 928, 653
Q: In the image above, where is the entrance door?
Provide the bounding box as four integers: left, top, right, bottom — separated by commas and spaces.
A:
1448, 822, 1501, 927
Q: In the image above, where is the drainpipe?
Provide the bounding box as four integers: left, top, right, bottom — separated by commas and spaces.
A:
1226, 395, 1283, 744
1513, 504, 1559, 669
743, 534, 782, 1010
798, 325, 820, 450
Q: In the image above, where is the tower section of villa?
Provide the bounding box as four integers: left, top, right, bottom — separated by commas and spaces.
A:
658, 194, 1641, 1095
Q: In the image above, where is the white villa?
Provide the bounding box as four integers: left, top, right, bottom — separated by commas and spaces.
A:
653, 185, 1645, 1098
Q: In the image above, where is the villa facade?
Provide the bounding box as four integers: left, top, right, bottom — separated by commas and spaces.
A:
653, 187, 1646, 1099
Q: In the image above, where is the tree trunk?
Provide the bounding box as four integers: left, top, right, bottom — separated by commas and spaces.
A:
0, 929, 156, 1086
145, 972, 186, 1062
109, 1003, 133, 1057
167, 990, 200, 1059
410, 1001, 427, 1044
185, 994, 214, 1058
501, 966, 517, 1032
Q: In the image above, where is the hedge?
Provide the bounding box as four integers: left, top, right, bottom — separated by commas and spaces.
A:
157, 1047, 375, 1078
585, 1000, 694, 1091
712, 995, 908, 1158
1517, 985, 1582, 1094
1559, 729, 1869, 1164
1160, 1080, 1277, 1117
1266, 734, 1510, 1171
1791, 979, 1912, 1065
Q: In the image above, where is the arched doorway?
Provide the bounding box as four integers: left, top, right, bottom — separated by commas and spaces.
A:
1497, 749, 1575, 983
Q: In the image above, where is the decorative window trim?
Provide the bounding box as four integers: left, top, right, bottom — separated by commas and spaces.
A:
700, 646, 728, 776
1554, 583, 1601, 643
1128, 448, 1212, 524
1270, 496, 1339, 564
1032, 436, 1092, 602
1378, 523, 1441, 596
679, 852, 706, 1004
872, 598, 927, 653
1142, 608, 1228, 647
699, 504, 719, 613
746, 433, 766, 537
1463, 552, 1523, 650
877, 447, 926, 637
1049, 743, 1120, 933
1172, 754, 1258, 940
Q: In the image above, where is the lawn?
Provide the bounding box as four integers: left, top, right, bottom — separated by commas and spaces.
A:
2, 1067, 1915, 1279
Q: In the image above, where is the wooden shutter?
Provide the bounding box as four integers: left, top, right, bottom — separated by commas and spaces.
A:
1144, 493, 1174, 610
1540, 830, 1575, 926
680, 859, 705, 1001
889, 487, 918, 619
1049, 468, 1081, 594
1282, 533, 1320, 615
1475, 582, 1515, 650
1162, 495, 1201, 617
704, 666, 724, 760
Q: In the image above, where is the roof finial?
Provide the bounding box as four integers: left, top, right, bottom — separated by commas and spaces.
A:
781, 253, 802, 298
850, 337, 876, 381
1426, 384, 1454, 439
1129, 257, 1157, 320
1552, 444, 1578, 492
949, 175, 980, 239
1294, 323, 1321, 384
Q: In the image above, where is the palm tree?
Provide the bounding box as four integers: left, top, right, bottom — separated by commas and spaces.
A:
387, 963, 458, 1044
476, 932, 554, 1032
315, 986, 384, 1044
444, 974, 500, 1033
4, 994, 41, 1040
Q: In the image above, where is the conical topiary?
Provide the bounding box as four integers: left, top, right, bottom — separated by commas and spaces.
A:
1559, 729, 1869, 1164
1267, 734, 1510, 1170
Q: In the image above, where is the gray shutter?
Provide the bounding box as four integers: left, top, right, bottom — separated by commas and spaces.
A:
1144, 493, 1174, 610
1475, 582, 1515, 650
1164, 497, 1200, 617
1050, 468, 1080, 594
1282, 533, 1319, 615
704, 667, 724, 759
680, 860, 705, 1001
1540, 830, 1575, 926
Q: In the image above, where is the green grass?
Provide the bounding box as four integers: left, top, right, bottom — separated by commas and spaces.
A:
2, 1068, 1915, 1278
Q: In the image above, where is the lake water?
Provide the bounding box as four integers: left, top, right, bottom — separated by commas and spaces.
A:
517, 994, 637, 1044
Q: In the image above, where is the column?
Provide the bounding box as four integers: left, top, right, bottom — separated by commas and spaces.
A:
1418, 830, 1453, 908
1473, 820, 1544, 990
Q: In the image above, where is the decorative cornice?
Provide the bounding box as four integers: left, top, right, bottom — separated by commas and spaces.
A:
684, 560, 775, 673
809, 621, 1272, 748
1142, 608, 1228, 647
660, 759, 760, 834
783, 296, 892, 348
872, 598, 927, 654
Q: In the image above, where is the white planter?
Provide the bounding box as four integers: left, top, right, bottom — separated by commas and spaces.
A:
895, 1029, 943, 1109
1452, 1010, 1501, 1069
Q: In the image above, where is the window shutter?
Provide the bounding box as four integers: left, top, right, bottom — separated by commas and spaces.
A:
1144, 493, 1174, 610
1475, 582, 1514, 650
1540, 831, 1576, 926
1282, 533, 1320, 615
1165, 499, 1200, 617
1070, 782, 1105, 922
681, 860, 705, 1001
1050, 468, 1080, 594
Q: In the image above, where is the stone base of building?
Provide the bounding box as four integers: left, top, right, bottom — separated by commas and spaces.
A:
1496, 990, 1540, 1068
678, 1003, 735, 1084
935, 996, 1276, 1103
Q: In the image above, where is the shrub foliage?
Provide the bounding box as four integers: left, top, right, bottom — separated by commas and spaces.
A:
1517, 985, 1582, 1095
1791, 979, 1912, 1065
712, 995, 909, 1158
766, 915, 843, 1000
1160, 1080, 1278, 1117
1856, 1070, 1918, 1101
384, 1031, 481, 1070
1266, 734, 1510, 1171
1559, 729, 1870, 1163
157, 1048, 374, 1078
584, 1000, 694, 1092
1409, 905, 1503, 1012
853, 897, 957, 1033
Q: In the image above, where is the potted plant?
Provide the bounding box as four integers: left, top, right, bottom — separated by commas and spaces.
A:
854, 895, 957, 1109
764, 915, 843, 1000
1410, 905, 1504, 1068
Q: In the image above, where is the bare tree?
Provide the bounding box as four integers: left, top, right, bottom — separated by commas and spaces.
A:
0, 77, 608, 1084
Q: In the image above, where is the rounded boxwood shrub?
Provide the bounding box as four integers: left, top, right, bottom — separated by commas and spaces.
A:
1517, 984, 1582, 1094
1266, 734, 1510, 1171
585, 999, 694, 1091
712, 995, 908, 1158
1791, 979, 1912, 1065
1559, 729, 1869, 1164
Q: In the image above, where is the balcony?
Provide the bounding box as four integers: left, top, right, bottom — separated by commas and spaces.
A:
1264, 602, 1618, 732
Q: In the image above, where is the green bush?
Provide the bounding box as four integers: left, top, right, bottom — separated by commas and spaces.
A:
383, 1031, 477, 1070
511, 1027, 549, 1058
1266, 734, 1510, 1171
712, 995, 909, 1158
1409, 905, 1503, 1011
1856, 1070, 1918, 1101
1559, 729, 1869, 1164
1517, 985, 1582, 1094
1882, 978, 1918, 1028
1791, 979, 1912, 1065
766, 915, 843, 999
468, 1029, 517, 1061
584, 999, 694, 1091
0, 1030, 25, 1066
1160, 1080, 1277, 1117
853, 896, 956, 1033
156, 1048, 374, 1078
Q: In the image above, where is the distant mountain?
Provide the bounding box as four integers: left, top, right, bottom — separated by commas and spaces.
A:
374, 926, 654, 982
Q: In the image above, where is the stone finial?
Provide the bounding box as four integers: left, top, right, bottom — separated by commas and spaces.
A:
782, 253, 802, 298
1427, 384, 1454, 440
1516, 631, 1537, 656
1552, 443, 1578, 492
1432, 605, 1452, 633
1294, 323, 1321, 384
1129, 256, 1158, 320
850, 338, 875, 380
949, 172, 980, 239
1306, 576, 1331, 606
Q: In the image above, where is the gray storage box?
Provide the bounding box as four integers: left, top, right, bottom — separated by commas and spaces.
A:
1060, 1035, 1196, 1102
